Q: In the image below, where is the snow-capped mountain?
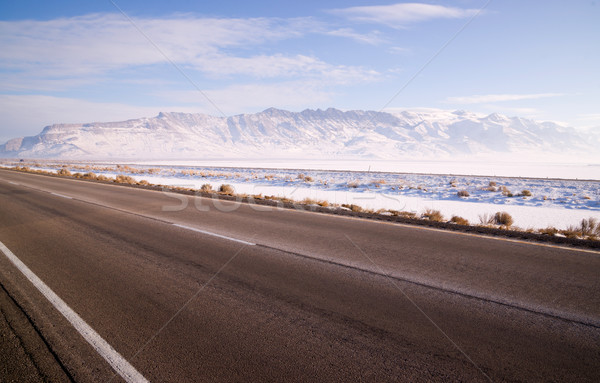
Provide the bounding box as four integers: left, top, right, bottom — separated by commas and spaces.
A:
1, 108, 596, 160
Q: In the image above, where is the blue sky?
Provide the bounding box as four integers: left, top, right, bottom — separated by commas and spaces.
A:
1, 0, 599, 142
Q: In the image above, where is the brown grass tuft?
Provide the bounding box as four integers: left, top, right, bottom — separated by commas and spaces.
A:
115, 174, 136, 184
422, 209, 444, 222
450, 216, 469, 225
219, 184, 234, 194
494, 211, 514, 226
200, 184, 213, 192
56, 168, 72, 176
342, 204, 363, 212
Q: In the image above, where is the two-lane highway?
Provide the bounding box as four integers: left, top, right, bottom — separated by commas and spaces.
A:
1, 169, 599, 382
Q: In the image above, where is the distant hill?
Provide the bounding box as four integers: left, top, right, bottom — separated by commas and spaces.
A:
1, 108, 597, 160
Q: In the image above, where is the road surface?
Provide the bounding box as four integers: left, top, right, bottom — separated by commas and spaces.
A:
0, 169, 599, 382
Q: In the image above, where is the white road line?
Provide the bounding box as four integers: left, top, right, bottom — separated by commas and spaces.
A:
50, 192, 73, 199
172, 224, 256, 246
0, 241, 149, 383
8, 181, 19, 185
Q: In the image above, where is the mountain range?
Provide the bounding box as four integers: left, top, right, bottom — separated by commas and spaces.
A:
1, 108, 597, 160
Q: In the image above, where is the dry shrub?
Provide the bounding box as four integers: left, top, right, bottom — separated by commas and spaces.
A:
478, 213, 495, 226
494, 211, 514, 226
297, 173, 305, 180
219, 184, 234, 194
560, 225, 580, 239
521, 189, 532, 197
200, 184, 213, 192
137, 180, 149, 186
450, 216, 469, 225
388, 210, 417, 218
580, 217, 599, 237
81, 172, 97, 179
56, 168, 72, 176
422, 209, 444, 222
372, 179, 386, 188
457, 190, 470, 197
342, 204, 363, 212
96, 175, 109, 181
539, 227, 558, 236
317, 200, 330, 207
489, 181, 497, 187
304, 176, 314, 182
115, 174, 136, 184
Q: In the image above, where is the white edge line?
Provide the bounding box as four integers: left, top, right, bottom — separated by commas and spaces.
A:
50, 192, 73, 199
8, 181, 19, 185
173, 224, 256, 246
0, 241, 149, 383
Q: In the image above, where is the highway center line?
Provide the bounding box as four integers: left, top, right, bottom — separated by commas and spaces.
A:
0, 240, 149, 383
172, 223, 256, 246
50, 192, 73, 199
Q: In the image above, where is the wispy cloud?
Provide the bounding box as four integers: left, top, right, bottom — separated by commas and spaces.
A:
324, 28, 385, 45
0, 14, 309, 76
445, 93, 565, 104
191, 53, 380, 83
0, 13, 379, 90
329, 3, 479, 28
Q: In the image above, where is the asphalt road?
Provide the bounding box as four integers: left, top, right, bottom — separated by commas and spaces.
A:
0, 169, 599, 382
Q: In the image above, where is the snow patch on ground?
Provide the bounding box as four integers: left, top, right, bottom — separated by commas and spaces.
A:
3, 161, 598, 230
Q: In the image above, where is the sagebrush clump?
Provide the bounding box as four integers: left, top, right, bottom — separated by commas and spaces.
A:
219, 184, 234, 194
115, 174, 136, 184
200, 184, 213, 192
494, 211, 514, 226
422, 209, 444, 222
450, 216, 469, 225
56, 168, 72, 176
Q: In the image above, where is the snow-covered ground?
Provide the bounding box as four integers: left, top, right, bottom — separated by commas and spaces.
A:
133, 158, 600, 180
3, 160, 598, 231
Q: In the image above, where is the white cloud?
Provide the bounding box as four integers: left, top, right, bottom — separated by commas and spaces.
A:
329, 3, 479, 28
388, 46, 411, 55
445, 93, 565, 104
191, 53, 380, 83
0, 14, 310, 76
324, 28, 385, 45
0, 13, 381, 92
